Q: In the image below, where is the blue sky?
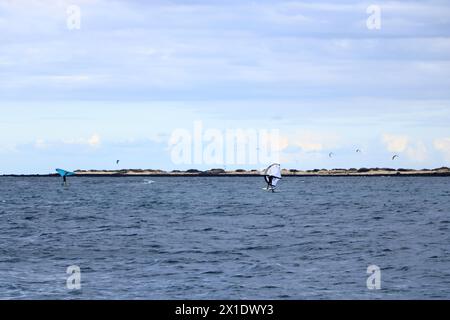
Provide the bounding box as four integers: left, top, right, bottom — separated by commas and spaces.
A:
1, 0, 450, 174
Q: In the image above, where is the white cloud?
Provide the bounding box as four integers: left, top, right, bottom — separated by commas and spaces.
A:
87, 134, 101, 147
383, 134, 429, 162
0, 143, 17, 154
275, 133, 289, 152
62, 133, 101, 148
382, 134, 409, 153
2, 0, 450, 102
295, 140, 323, 152
289, 131, 340, 152
34, 139, 48, 149
434, 137, 450, 162
406, 141, 428, 162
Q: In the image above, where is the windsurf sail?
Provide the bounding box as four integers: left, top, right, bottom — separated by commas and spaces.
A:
263, 163, 282, 188
56, 168, 76, 177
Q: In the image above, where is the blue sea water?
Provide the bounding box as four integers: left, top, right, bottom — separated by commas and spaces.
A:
0, 176, 449, 300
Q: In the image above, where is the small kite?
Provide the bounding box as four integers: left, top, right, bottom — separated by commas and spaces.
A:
56, 168, 75, 186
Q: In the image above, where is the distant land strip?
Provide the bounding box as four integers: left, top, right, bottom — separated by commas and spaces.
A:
2, 167, 450, 177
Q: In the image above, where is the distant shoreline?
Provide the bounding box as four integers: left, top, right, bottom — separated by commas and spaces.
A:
2, 167, 450, 177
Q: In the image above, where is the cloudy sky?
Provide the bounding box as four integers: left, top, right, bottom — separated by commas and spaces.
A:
1, 0, 450, 174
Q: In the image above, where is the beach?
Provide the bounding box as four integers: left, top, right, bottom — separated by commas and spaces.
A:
5, 167, 449, 177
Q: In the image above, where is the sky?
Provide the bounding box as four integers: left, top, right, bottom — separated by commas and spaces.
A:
1, 0, 450, 174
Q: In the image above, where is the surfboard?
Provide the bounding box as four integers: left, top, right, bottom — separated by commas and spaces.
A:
262, 187, 278, 192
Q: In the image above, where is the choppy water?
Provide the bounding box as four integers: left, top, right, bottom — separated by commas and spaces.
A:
0, 176, 449, 300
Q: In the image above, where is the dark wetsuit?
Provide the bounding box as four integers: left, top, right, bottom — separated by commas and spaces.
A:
267, 176, 275, 192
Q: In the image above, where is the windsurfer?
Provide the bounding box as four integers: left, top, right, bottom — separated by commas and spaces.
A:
267, 176, 274, 190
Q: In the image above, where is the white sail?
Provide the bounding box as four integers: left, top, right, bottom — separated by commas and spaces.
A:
271, 176, 280, 187
265, 163, 281, 178
263, 163, 282, 188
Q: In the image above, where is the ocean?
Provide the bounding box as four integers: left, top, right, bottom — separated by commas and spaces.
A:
0, 176, 449, 299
